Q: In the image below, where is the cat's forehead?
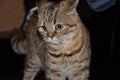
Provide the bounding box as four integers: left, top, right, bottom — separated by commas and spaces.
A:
38, 2, 58, 13
38, 2, 59, 23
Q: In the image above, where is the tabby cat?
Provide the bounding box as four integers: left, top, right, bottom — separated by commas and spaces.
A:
11, 0, 91, 80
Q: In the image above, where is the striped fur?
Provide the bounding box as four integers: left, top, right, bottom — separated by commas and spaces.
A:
11, 0, 91, 80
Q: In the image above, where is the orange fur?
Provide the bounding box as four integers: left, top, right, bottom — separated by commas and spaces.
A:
11, 0, 91, 80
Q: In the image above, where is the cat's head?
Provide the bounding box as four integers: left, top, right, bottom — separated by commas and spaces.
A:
37, 0, 81, 45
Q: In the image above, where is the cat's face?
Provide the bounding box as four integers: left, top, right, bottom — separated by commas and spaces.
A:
37, 0, 79, 45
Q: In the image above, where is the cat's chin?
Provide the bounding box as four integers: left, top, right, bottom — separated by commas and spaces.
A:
47, 42, 59, 46
45, 38, 60, 45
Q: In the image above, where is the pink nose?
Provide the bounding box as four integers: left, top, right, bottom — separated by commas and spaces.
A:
47, 32, 55, 38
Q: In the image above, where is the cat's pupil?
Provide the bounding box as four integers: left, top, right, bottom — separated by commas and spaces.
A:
55, 24, 63, 30
42, 26, 47, 31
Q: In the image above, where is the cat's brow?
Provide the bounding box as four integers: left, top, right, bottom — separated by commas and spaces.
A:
65, 24, 77, 27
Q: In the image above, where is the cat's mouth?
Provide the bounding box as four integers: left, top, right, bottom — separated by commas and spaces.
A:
46, 37, 60, 45
47, 41, 59, 45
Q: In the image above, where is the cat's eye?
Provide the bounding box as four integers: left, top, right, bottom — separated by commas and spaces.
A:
41, 26, 47, 31
55, 24, 63, 30
38, 26, 47, 32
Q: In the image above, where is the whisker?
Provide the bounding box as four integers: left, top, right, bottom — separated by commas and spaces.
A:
37, 40, 45, 50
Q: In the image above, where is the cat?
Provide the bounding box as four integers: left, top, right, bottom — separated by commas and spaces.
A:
11, 0, 91, 80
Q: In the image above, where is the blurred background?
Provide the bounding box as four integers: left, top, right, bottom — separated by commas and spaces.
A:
0, 0, 120, 80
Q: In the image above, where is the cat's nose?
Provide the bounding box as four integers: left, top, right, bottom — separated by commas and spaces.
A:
47, 32, 55, 39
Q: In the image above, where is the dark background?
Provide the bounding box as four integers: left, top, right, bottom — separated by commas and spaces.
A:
0, 0, 120, 80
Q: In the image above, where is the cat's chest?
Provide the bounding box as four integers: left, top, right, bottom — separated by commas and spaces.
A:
47, 37, 82, 57
46, 36, 82, 68
46, 51, 81, 69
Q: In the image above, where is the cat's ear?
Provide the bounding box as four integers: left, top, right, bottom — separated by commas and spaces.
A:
36, 0, 47, 3
60, 0, 79, 14
36, 0, 47, 7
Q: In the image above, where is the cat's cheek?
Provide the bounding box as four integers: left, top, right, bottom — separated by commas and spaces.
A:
61, 33, 75, 44
38, 28, 44, 33
38, 29, 47, 36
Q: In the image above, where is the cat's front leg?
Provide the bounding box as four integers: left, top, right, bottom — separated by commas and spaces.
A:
46, 69, 65, 80
23, 55, 41, 80
23, 64, 40, 80
71, 70, 89, 80
23, 68, 39, 80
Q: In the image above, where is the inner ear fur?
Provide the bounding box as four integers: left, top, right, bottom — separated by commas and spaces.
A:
59, 0, 79, 14
36, 0, 47, 7
36, 0, 47, 3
